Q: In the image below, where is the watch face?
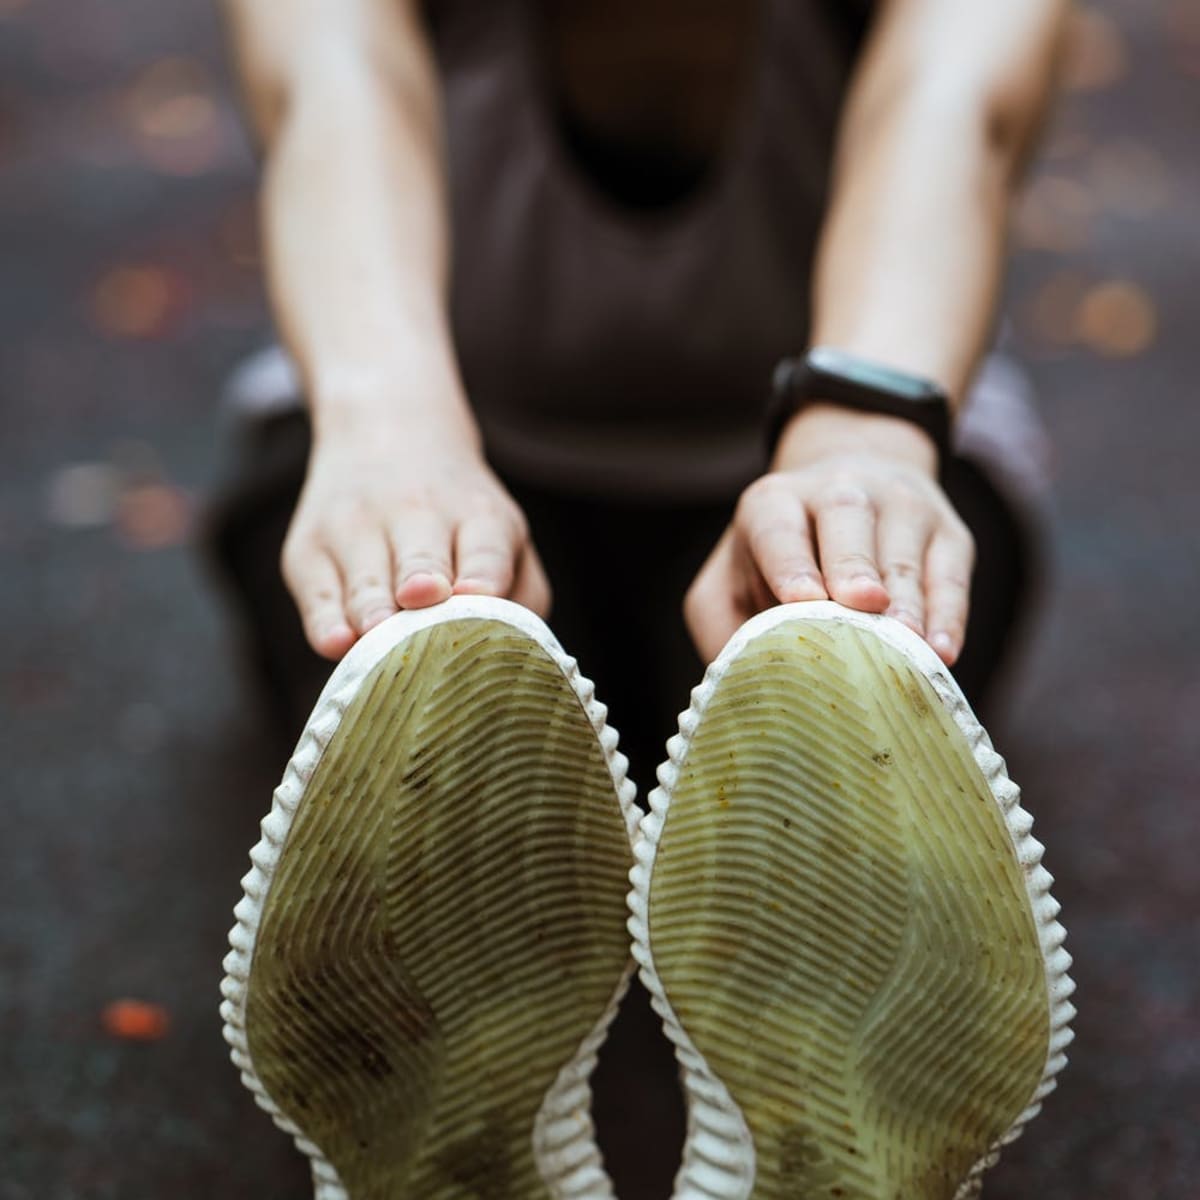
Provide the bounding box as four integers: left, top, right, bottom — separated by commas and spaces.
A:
809, 347, 941, 403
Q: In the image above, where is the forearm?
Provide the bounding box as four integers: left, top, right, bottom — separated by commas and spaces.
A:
227, 0, 476, 451
808, 0, 1068, 410
696, 0, 1071, 667
811, 107, 1005, 409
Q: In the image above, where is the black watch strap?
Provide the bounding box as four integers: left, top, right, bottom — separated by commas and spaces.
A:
767, 347, 953, 464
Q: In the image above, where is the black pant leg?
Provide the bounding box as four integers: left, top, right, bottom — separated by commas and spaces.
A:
942, 455, 1039, 717
504, 478, 734, 1200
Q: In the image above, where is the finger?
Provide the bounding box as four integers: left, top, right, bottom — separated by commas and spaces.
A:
925, 526, 975, 665
812, 481, 890, 612
335, 527, 398, 634
877, 501, 935, 637
453, 512, 520, 598
735, 528, 777, 615
391, 505, 454, 609
684, 533, 753, 664
510, 541, 552, 617
281, 545, 355, 660
739, 480, 827, 604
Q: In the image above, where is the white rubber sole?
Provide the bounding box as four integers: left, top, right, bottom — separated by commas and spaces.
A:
628, 601, 1075, 1200
220, 596, 639, 1199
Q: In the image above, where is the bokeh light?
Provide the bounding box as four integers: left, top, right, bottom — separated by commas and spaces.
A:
1076, 281, 1159, 358
89, 263, 191, 340
123, 56, 224, 176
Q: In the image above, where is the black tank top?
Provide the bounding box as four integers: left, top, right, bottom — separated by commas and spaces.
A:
428, 0, 869, 500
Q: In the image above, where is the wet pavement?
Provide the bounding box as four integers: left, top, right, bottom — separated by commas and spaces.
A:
1, 0, 1198, 1197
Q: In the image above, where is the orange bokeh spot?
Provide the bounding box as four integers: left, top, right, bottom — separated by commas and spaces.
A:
116, 483, 192, 550
123, 57, 224, 176
1076, 282, 1158, 358
90, 265, 187, 340
102, 999, 170, 1042
125, 58, 215, 135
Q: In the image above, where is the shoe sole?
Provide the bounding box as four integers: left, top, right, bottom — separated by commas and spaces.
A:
629, 602, 1075, 1200
221, 597, 638, 1199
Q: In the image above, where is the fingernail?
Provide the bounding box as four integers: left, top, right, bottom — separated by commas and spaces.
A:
853, 574, 881, 588
931, 632, 956, 659
316, 622, 354, 654
399, 572, 452, 603
406, 571, 450, 588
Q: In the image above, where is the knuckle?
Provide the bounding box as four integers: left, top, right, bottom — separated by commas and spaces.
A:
942, 536, 976, 573
463, 483, 507, 517
883, 480, 927, 513
347, 573, 387, 597
508, 505, 529, 541
280, 534, 315, 583
753, 472, 789, 499
935, 572, 972, 595
299, 588, 339, 622
752, 516, 799, 545
818, 476, 872, 510
463, 493, 525, 541
683, 579, 707, 625
942, 511, 975, 550
401, 546, 450, 572
494, 500, 527, 543
529, 576, 552, 615
462, 543, 510, 567
886, 558, 922, 583
830, 550, 877, 573
395, 484, 437, 510
739, 474, 788, 515
830, 549, 878, 578
327, 495, 372, 529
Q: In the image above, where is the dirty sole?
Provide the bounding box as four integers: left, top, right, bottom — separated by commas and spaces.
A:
221, 597, 637, 1199
630, 602, 1075, 1200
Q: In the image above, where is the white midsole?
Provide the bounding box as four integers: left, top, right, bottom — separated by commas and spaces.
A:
626, 600, 1076, 1200
219, 595, 640, 1200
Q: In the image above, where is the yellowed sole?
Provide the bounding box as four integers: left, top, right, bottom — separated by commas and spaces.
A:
222, 601, 636, 1199
632, 605, 1072, 1200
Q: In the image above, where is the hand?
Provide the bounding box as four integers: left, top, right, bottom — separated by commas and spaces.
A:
685, 405, 975, 667
281, 429, 550, 659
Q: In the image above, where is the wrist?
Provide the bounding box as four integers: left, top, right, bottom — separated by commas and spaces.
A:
773, 403, 940, 477
309, 365, 482, 458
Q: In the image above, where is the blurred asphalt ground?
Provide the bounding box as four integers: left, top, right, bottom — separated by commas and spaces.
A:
1, 1, 1198, 1197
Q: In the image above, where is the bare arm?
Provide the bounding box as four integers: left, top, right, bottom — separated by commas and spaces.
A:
810, 0, 1065, 397
687, 0, 1068, 664
223, 0, 547, 658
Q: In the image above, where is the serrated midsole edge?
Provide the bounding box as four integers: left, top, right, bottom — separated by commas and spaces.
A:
221, 596, 641, 1200
627, 600, 1075, 1200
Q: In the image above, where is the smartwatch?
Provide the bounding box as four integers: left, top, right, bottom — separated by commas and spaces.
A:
767, 347, 953, 466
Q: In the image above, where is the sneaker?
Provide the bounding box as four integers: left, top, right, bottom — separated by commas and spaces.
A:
221, 597, 638, 1199
629, 601, 1074, 1200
